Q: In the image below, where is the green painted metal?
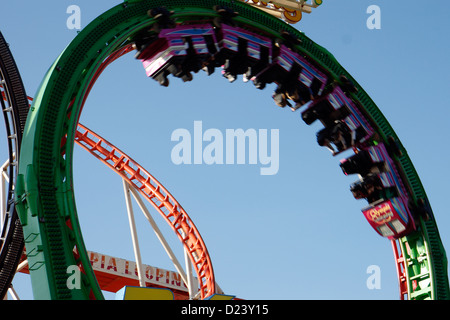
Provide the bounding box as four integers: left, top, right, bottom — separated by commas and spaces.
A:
14, 0, 449, 299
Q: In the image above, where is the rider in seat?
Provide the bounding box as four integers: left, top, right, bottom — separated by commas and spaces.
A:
316, 120, 353, 155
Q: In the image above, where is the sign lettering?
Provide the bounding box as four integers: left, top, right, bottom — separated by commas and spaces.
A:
367, 203, 394, 224
88, 251, 188, 292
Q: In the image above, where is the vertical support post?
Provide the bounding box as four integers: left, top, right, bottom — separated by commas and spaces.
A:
391, 240, 408, 300
127, 185, 190, 289
0, 159, 9, 227
123, 179, 146, 287
184, 245, 197, 299
7, 286, 20, 300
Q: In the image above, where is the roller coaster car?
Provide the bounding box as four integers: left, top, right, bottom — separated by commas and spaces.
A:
137, 24, 219, 85
342, 144, 417, 238
302, 86, 373, 138
301, 86, 351, 126
301, 95, 350, 126
316, 119, 367, 155
253, 43, 327, 108
350, 172, 398, 204
344, 144, 402, 202
214, 24, 272, 83
271, 64, 314, 110
340, 149, 387, 176
361, 197, 416, 240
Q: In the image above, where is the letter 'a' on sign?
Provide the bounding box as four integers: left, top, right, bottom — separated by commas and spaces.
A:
115, 286, 175, 300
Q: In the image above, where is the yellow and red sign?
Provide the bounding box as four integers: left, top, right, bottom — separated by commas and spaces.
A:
365, 202, 394, 225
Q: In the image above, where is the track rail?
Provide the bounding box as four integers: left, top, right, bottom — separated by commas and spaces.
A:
0, 31, 29, 299
13, 0, 449, 300
74, 123, 215, 298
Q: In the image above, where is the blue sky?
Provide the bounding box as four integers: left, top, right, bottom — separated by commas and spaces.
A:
1, 1, 449, 300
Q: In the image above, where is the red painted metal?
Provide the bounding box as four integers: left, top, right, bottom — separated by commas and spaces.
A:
74, 123, 216, 298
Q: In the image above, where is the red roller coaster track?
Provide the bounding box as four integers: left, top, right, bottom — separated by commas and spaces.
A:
74, 123, 216, 298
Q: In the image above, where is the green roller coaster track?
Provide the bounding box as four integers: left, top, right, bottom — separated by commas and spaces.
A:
14, 0, 449, 299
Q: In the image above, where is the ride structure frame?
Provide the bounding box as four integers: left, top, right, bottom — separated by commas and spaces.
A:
0, 31, 29, 299
12, 0, 449, 300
